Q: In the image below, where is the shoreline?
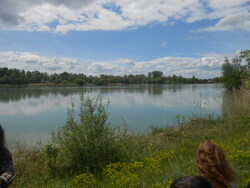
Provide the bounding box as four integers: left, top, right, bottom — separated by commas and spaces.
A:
10, 90, 250, 188
0, 82, 220, 87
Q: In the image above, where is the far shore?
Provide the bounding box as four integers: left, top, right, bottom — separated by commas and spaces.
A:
0, 82, 220, 88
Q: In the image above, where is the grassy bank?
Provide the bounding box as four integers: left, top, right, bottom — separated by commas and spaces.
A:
10, 91, 250, 188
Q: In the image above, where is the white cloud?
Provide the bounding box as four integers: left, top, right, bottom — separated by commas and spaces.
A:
84, 55, 227, 78
206, 0, 250, 10
194, 12, 250, 32
0, 51, 84, 73
0, 0, 249, 33
161, 42, 167, 47
0, 51, 227, 78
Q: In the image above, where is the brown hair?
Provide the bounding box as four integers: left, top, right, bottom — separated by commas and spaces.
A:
196, 141, 237, 188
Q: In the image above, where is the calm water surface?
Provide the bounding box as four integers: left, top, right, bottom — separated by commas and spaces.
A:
0, 84, 225, 149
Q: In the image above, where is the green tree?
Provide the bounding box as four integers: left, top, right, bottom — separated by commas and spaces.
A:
151, 71, 163, 78
240, 49, 250, 76
148, 71, 164, 84
222, 56, 247, 90
51, 95, 127, 175
62, 80, 68, 84
240, 49, 250, 65
75, 78, 86, 86
0, 67, 8, 78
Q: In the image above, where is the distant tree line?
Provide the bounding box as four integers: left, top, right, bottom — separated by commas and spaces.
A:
0, 68, 221, 86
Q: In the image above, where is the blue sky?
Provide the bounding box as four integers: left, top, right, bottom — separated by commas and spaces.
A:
0, 0, 250, 78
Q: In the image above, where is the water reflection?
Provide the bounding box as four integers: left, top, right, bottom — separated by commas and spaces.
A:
0, 84, 224, 148
0, 84, 200, 103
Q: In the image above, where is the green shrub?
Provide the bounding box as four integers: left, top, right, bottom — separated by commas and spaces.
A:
150, 126, 165, 136
61, 80, 68, 84
44, 144, 60, 175
75, 78, 86, 86
51, 95, 128, 175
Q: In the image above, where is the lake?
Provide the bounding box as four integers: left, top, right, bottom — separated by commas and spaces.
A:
0, 84, 226, 149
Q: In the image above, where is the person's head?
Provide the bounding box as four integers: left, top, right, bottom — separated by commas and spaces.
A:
0, 124, 6, 150
196, 141, 237, 188
170, 176, 213, 188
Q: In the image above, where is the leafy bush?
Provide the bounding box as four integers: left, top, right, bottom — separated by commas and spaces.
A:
44, 144, 59, 175
61, 80, 68, 84
73, 173, 97, 187
75, 78, 86, 86
50, 95, 128, 175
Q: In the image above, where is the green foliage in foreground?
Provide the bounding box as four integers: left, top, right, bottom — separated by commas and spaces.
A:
11, 92, 250, 188
49, 95, 130, 175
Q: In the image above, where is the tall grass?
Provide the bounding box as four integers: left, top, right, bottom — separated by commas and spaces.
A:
222, 90, 250, 116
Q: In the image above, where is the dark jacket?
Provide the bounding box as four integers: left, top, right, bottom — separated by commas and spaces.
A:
0, 148, 15, 186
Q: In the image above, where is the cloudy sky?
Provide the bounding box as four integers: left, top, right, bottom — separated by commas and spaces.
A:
0, 0, 250, 78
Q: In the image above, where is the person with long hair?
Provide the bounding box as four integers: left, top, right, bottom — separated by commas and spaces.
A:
0, 125, 15, 187
196, 141, 237, 188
